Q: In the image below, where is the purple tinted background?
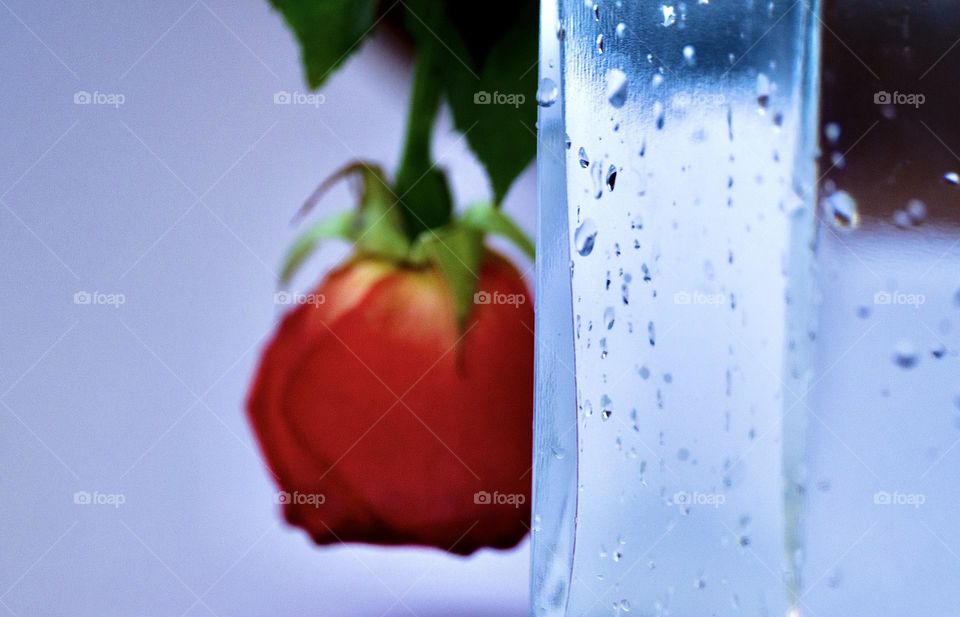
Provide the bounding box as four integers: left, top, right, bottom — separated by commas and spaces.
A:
0, 1, 534, 615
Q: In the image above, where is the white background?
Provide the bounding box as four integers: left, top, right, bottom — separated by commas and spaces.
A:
0, 1, 535, 615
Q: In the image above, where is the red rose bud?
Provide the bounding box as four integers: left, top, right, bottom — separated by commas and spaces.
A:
247, 251, 533, 554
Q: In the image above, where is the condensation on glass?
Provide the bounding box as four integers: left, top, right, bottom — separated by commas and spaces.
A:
535, 1, 960, 615
532, 0, 819, 615
800, 3, 960, 616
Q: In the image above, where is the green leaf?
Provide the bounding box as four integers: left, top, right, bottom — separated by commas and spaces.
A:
403, 0, 538, 203
461, 202, 534, 260
269, 0, 378, 89
410, 225, 484, 324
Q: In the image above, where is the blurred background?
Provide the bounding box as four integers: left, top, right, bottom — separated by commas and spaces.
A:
0, 1, 534, 615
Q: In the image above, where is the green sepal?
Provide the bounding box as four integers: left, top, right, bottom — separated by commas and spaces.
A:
281, 162, 410, 283
460, 202, 535, 260
409, 224, 485, 325
281, 211, 355, 283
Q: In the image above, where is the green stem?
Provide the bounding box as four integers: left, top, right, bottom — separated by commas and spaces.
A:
394, 46, 453, 238
397, 49, 441, 178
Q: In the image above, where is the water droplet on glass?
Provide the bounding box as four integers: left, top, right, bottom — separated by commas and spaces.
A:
892, 209, 911, 228
596, 33, 605, 54
756, 73, 771, 111
575, 219, 598, 256
653, 101, 665, 130
825, 122, 841, 144
536, 78, 558, 107
606, 68, 629, 108
615, 22, 627, 37
821, 190, 859, 230
660, 5, 677, 27
906, 198, 927, 224
579, 147, 590, 168
593, 3, 600, 20
604, 306, 615, 329
893, 340, 919, 369
944, 171, 959, 186
591, 161, 605, 198
682, 45, 696, 65
606, 165, 618, 191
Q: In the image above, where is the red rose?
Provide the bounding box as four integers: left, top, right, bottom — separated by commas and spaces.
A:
247, 251, 533, 554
